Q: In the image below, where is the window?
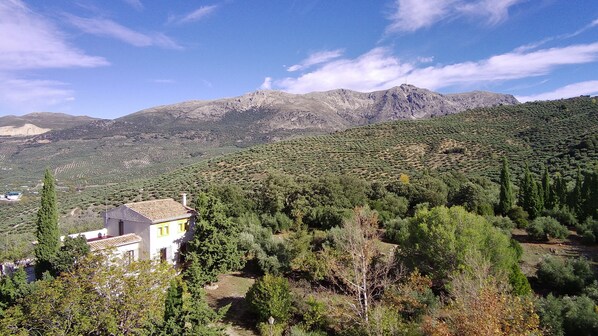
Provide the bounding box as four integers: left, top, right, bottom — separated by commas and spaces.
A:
157, 223, 169, 237
118, 220, 124, 236
178, 220, 188, 233
124, 250, 134, 264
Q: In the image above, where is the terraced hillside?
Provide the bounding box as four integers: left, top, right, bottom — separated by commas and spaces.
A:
1, 97, 596, 251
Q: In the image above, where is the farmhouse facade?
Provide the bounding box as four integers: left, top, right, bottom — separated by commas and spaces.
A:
72, 196, 195, 264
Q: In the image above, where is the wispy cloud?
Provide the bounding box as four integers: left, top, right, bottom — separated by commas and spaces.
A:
269, 42, 598, 94
387, 0, 522, 33
516, 80, 598, 102
287, 49, 344, 72
123, 0, 143, 11
67, 16, 182, 49
0, 0, 107, 112
174, 5, 218, 24
0, 77, 75, 111
260, 77, 273, 90
0, 0, 108, 70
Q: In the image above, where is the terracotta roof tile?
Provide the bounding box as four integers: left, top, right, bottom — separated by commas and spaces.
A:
88, 233, 142, 251
124, 199, 192, 223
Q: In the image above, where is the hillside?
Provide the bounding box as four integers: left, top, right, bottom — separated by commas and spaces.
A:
1, 97, 595, 243
0, 85, 516, 188
0, 112, 100, 131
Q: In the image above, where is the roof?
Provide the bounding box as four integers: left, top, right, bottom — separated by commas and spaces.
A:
88, 233, 142, 251
124, 198, 193, 223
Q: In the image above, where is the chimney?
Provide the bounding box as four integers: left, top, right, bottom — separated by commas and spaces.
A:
181, 193, 187, 207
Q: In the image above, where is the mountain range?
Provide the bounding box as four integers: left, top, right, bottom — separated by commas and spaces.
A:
0, 85, 517, 188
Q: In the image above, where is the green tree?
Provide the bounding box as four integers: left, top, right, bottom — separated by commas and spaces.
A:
0, 252, 176, 335
398, 206, 518, 284
52, 235, 90, 275
162, 278, 185, 335
246, 274, 292, 324
551, 172, 568, 209
580, 168, 598, 221
498, 157, 515, 215
541, 165, 552, 210
0, 268, 30, 314
518, 163, 541, 219
569, 167, 583, 217
34, 168, 60, 279
185, 193, 244, 287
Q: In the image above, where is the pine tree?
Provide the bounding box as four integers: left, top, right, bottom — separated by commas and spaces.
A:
498, 157, 515, 215
34, 168, 60, 279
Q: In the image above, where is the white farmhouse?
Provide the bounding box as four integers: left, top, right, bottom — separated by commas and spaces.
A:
71, 196, 195, 264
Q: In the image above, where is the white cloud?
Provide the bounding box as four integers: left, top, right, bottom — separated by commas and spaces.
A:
516, 80, 598, 102
67, 16, 182, 49
0, 77, 75, 111
270, 42, 598, 94
0, 0, 108, 70
387, 0, 454, 33
123, 0, 143, 10
387, 0, 522, 33
260, 77, 273, 90
287, 49, 344, 72
177, 5, 218, 24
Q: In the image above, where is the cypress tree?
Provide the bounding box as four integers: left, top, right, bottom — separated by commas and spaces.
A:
552, 172, 568, 208
519, 163, 541, 219
569, 167, 583, 217
541, 165, 551, 209
580, 168, 598, 220
34, 168, 60, 279
162, 279, 185, 335
498, 157, 514, 215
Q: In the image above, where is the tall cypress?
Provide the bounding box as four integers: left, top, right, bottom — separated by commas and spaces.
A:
552, 172, 568, 208
541, 165, 551, 209
569, 167, 583, 217
498, 157, 514, 215
580, 169, 598, 220
34, 168, 60, 279
519, 163, 541, 219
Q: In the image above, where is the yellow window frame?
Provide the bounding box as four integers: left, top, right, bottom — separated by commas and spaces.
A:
157, 223, 169, 237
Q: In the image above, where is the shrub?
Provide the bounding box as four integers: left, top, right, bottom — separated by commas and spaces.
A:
576, 218, 598, 245
246, 274, 293, 325
508, 206, 529, 229
487, 215, 516, 232
536, 257, 595, 295
527, 217, 568, 241
543, 207, 578, 228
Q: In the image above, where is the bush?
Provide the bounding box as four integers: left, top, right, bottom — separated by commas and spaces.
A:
576, 218, 598, 245
509, 264, 532, 295
246, 274, 293, 325
537, 294, 598, 336
536, 257, 595, 295
384, 217, 409, 244
487, 215, 516, 232
508, 206, 529, 229
543, 207, 578, 228
527, 217, 568, 241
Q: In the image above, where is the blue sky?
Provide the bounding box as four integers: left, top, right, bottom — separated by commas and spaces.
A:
1, 0, 598, 119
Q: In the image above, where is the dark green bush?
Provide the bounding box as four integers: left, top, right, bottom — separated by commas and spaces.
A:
246, 274, 293, 325
536, 257, 595, 295
527, 216, 569, 241
508, 206, 530, 229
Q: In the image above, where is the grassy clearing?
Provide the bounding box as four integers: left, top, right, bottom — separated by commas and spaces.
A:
205, 271, 258, 336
